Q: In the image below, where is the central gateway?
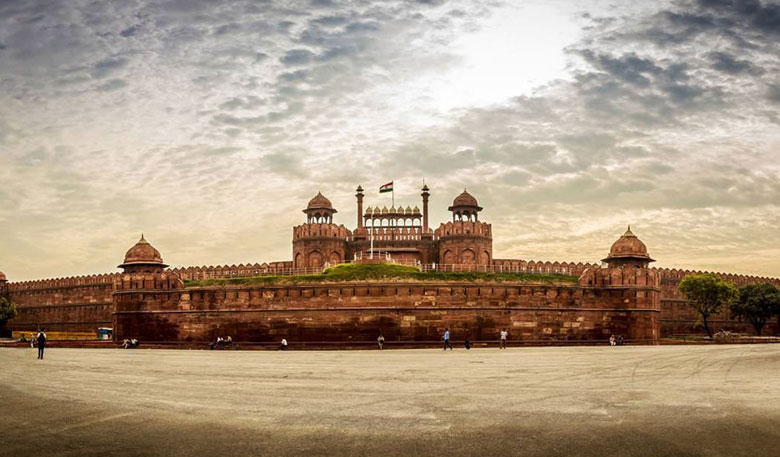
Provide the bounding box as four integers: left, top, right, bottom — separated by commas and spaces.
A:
293, 185, 493, 268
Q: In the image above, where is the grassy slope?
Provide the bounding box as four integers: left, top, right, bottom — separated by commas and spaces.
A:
183, 263, 578, 288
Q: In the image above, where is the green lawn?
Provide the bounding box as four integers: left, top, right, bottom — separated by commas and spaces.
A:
183, 263, 579, 288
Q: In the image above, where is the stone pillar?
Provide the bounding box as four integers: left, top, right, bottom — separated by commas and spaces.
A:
356, 185, 364, 229
421, 184, 430, 232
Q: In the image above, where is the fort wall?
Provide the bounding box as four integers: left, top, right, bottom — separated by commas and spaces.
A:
655, 267, 780, 336
113, 279, 660, 343
5, 274, 118, 334
5, 260, 779, 340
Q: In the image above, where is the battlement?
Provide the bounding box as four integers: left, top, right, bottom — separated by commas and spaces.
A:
7, 273, 119, 292
293, 223, 351, 240
170, 261, 294, 281
435, 221, 492, 238
492, 259, 597, 276
579, 265, 661, 288
654, 267, 780, 285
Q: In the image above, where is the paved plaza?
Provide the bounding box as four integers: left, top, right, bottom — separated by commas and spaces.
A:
1, 344, 779, 457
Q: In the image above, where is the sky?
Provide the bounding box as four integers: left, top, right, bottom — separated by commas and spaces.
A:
1, 0, 779, 281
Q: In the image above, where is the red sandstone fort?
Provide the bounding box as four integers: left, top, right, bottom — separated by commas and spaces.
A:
2, 185, 779, 345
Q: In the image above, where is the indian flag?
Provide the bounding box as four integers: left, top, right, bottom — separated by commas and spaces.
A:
379, 181, 393, 193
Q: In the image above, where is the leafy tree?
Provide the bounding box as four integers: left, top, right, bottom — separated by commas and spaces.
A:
730, 283, 780, 336
0, 296, 18, 324
678, 274, 739, 339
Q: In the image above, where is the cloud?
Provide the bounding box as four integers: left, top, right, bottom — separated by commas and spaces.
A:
96, 78, 128, 91
1, 0, 779, 280
281, 49, 316, 65
767, 84, 780, 103
707, 51, 763, 75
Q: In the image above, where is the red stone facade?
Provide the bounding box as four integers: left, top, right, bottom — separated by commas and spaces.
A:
2, 187, 779, 343
292, 187, 492, 268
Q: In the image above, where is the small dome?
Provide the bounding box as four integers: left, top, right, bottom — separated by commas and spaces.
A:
119, 235, 167, 268
307, 191, 333, 210
448, 189, 483, 213
602, 226, 655, 263
453, 189, 479, 207
0, 270, 6, 282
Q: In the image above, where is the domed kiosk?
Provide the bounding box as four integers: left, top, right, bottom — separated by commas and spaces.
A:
602, 226, 655, 268
118, 235, 168, 273
448, 189, 482, 222
304, 191, 337, 224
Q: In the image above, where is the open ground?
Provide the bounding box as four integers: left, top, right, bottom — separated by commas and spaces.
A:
2, 345, 779, 457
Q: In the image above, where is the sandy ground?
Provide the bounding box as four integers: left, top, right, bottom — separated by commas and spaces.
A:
1, 344, 779, 457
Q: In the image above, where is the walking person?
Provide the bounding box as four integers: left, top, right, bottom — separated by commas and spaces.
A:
499, 328, 508, 349
36, 329, 47, 360
377, 332, 385, 350
464, 329, 471, 350
443, 328, 453, 350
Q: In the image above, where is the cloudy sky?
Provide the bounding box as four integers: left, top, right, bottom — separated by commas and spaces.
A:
1, 0, 779, 281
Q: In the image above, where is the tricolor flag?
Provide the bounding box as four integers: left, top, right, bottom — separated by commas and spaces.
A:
379, 181, 393, 193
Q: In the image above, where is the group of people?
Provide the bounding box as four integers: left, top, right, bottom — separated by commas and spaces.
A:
441, 327, 510, 350
210, 335, 233, 350
121, 338, 140, 349
373, 328, 511, 351
608, 335, 625, 346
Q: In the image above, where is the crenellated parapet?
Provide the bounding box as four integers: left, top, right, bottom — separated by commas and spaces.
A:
434, 220, 492, 238
292, 223, 351, 240
170, 261, 293, 281
7, 273, 120, 292
492, 259, 597, 276
114, 271, 184, 292
654, 267, 780, 286
579, 265, 661, 288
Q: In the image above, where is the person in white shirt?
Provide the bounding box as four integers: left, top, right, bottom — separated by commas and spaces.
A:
280, 338, 288, 350
499, 329, 508, 349
443, 328, 453, 350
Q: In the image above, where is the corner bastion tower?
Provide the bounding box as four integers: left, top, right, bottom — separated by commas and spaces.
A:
579, 227, 662, 341
113, 236, 183, 341
292, 192, 352, 269
292, 185, 493, 268
436, 190, 492, 265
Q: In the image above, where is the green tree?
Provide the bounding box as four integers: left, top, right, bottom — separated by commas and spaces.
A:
730, 283, 780, 336
678, 274, 739, 339
0, 296, 18, 324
